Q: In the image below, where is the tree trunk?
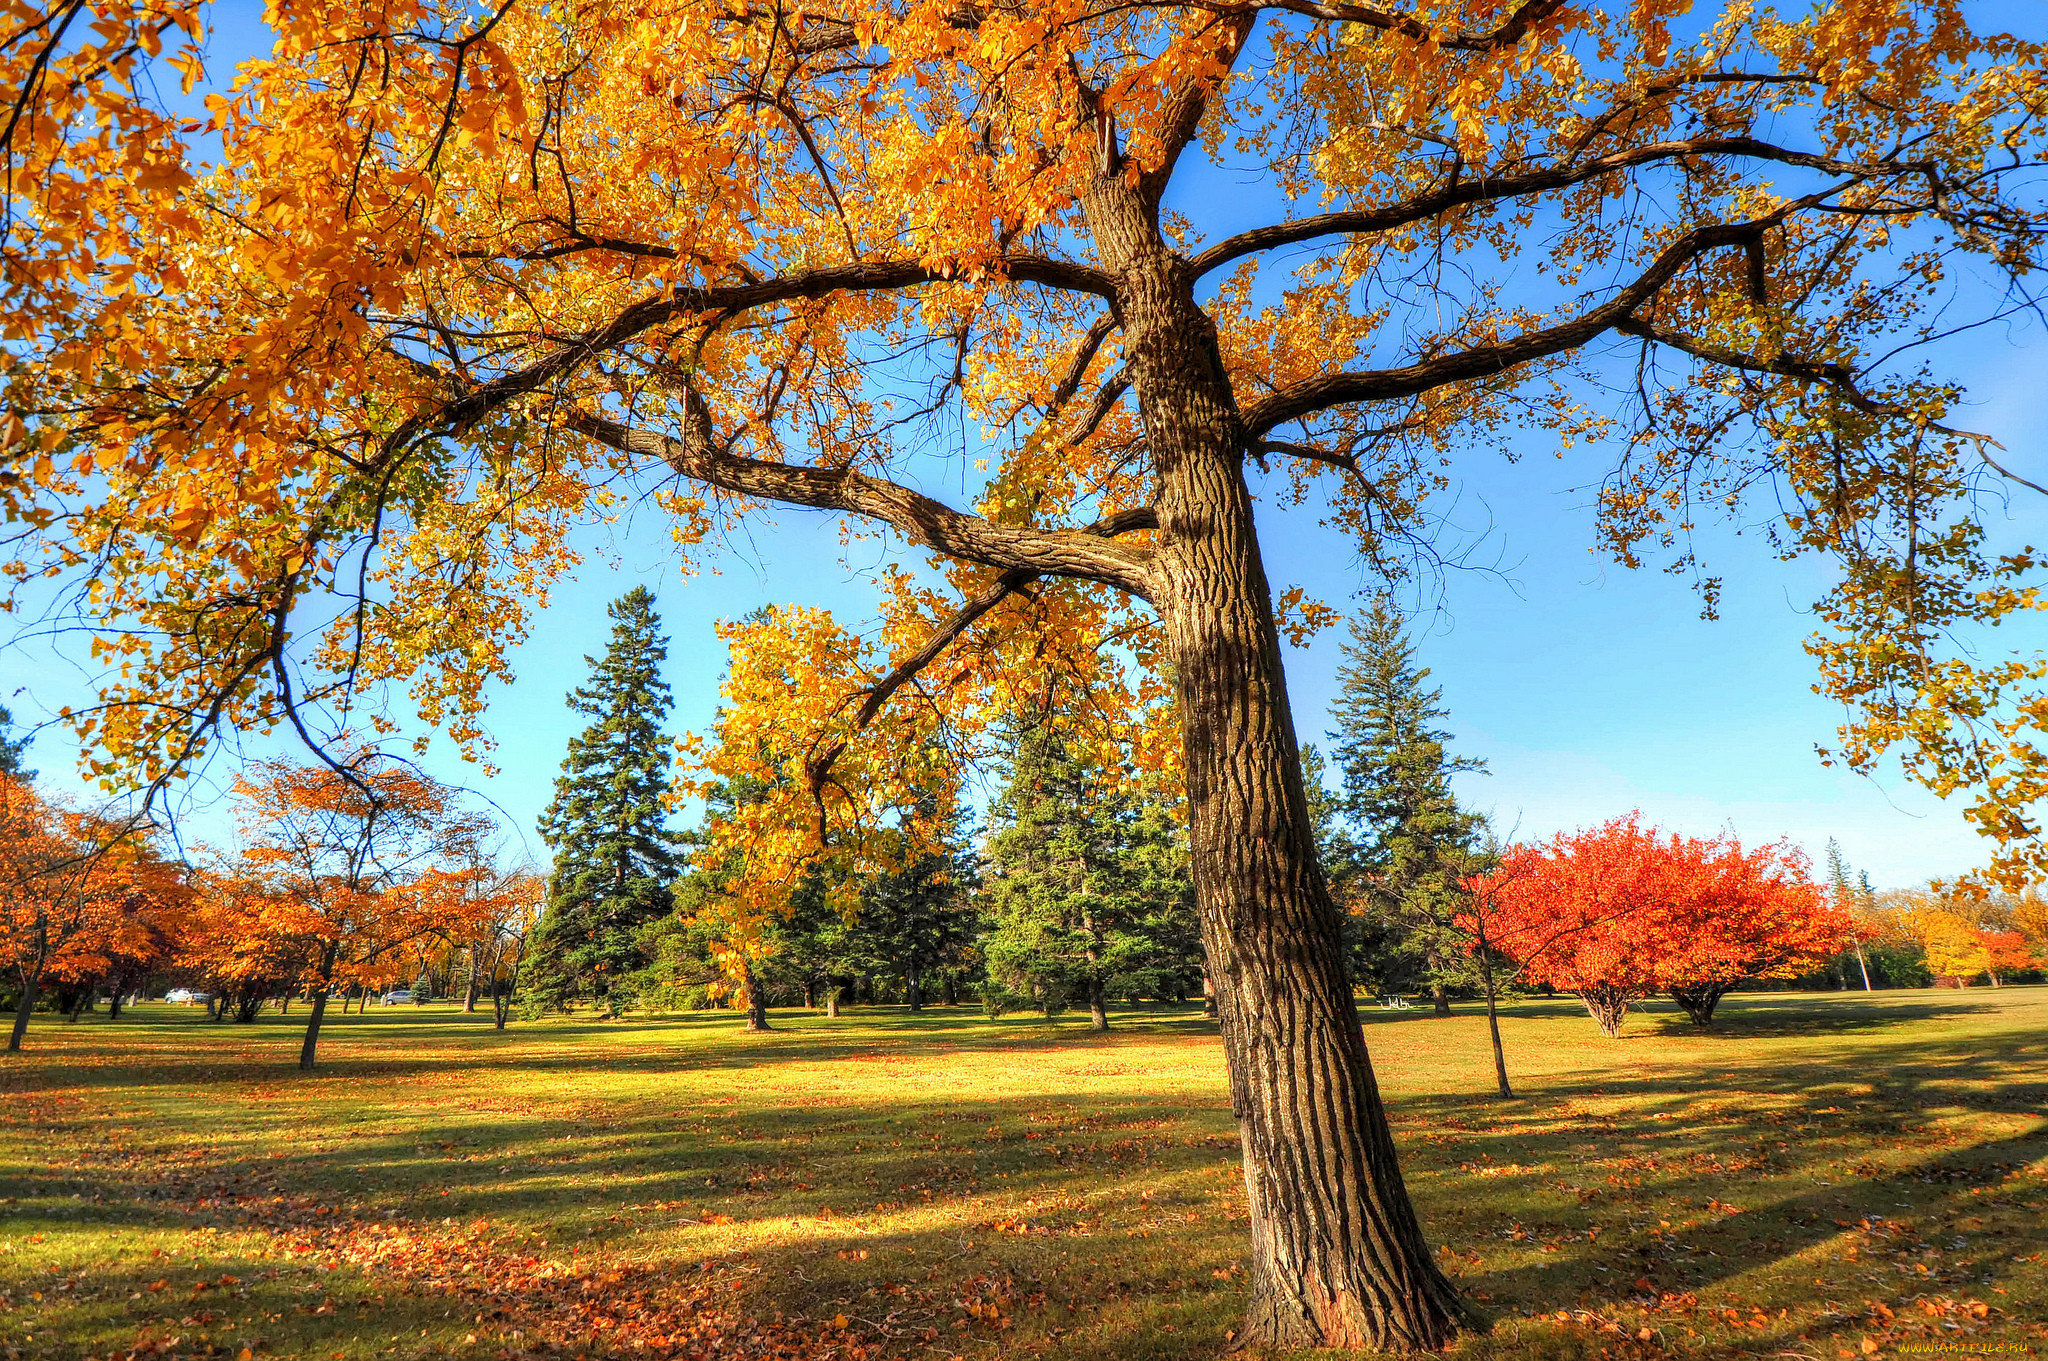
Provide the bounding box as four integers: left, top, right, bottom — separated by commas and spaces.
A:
1431, 984, 1450, 1017
943, 974, 958, 1007
299, 946, 339, 1071
107, 982, 126, 1021
7, 971, 38, 1052
1854, 941, 1874, 990
1473, 927, 1512, 1099
1087, 976, 1108, 1033
742, 960, 772, 1031
907, 969, 922, 1013
825, 988, 840, 1019
1201, 972, 1218, 1018
1668, 983, 1732, 1026
464, 951, 481, 1012
1085, 179, 1458, 1348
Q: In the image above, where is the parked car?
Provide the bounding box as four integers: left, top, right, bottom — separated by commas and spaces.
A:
380, 989, 415, 1006
165, 988, 210, 1005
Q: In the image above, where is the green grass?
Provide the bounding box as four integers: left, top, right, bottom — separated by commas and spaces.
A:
1, 988, 2043, 1361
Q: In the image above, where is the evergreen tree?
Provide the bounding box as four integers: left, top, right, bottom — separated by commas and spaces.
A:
850, 797, 981, 1010
1325, 597, 1487, 1011
0, 705, 32, 780
526, 587, 681, 1014
981, 718, 1198, 1030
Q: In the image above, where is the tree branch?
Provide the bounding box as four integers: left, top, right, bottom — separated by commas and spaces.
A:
1616, 316, 2035, 492
798, 501, 1155, 836
563, 402, 1157, 597
1189, 136, 1927, 279
1240, 217, 1783, 436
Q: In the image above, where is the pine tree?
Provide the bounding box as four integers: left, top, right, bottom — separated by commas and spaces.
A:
527, 587, 681, 1015
981, 718, 1198, 1030
1326, 597, 1487, 1012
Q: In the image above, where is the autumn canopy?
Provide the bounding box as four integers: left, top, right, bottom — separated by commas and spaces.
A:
3, 0, 2046, 1350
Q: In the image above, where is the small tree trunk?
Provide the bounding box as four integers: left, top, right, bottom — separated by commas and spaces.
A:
742, 961, 772, 1032
8, 971, 39, 1052
1473, 928, 1513, 1099
825, 988, 840, 1019
943, 974, 959, 1007
907, 970, 922, 1012
1431, 984, 1450, 1017
299, 946, 340, 1071
1855, 941, 1874, 990
1201, 972, 1218, 1018
1087, 976, 1108, 1033
107, 983, 126, 1021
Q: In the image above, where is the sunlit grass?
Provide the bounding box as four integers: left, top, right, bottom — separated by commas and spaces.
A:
2, 987, 2043, 1360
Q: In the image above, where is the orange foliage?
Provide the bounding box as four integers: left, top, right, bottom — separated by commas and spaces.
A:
1470, 814, 1852, 1035
175, 759, 493, 1057
0, 775, 184, 1047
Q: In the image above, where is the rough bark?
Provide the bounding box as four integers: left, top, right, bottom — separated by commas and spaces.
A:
1081, 159, 1462, 1352
1431, 984, 1451, 1017
1087, 976, 1109, 1033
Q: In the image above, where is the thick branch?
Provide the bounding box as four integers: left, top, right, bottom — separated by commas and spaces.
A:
800, 501, 1156, 833
1251, 0, 1564, 51
564, 404, 1156, 597
1241, 218, 1778, 435
1190, 136, 1927, 279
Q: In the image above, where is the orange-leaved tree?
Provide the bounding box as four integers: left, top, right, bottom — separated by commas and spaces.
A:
7, 0, 2048, 1347
412, 848, 544, 1029
224, 759, 484, 1069
1479, 815, 1851, 1034
1, 775, 182, 1050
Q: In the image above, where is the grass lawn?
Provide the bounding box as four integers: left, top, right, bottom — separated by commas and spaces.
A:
1, 987, 2043, 1361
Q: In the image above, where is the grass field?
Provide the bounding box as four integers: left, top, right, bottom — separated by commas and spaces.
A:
1, 987, 2043, 1361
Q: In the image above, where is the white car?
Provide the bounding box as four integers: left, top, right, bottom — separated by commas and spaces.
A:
380, 989, 415, 1005
165, 988, 210, 1004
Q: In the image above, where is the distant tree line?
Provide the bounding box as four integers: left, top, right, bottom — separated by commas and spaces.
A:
519, 589, 2048, 1032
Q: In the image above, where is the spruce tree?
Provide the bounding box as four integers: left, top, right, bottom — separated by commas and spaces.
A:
851, 796, 980, 1011
1326, 597, 1487, 1012
981, 718, 1198, 1030
527, 587, 681, 1014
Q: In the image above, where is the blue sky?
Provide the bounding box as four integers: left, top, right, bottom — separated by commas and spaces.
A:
3, 2, 2043, 888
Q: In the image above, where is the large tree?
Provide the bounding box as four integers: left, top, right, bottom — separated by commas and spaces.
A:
1326, 598, 1488, 1011
6, 0, 2048, 1349
528, 587, 683, 1015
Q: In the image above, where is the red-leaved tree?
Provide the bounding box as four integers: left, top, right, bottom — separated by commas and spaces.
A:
1477, 815, 1853, 1035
